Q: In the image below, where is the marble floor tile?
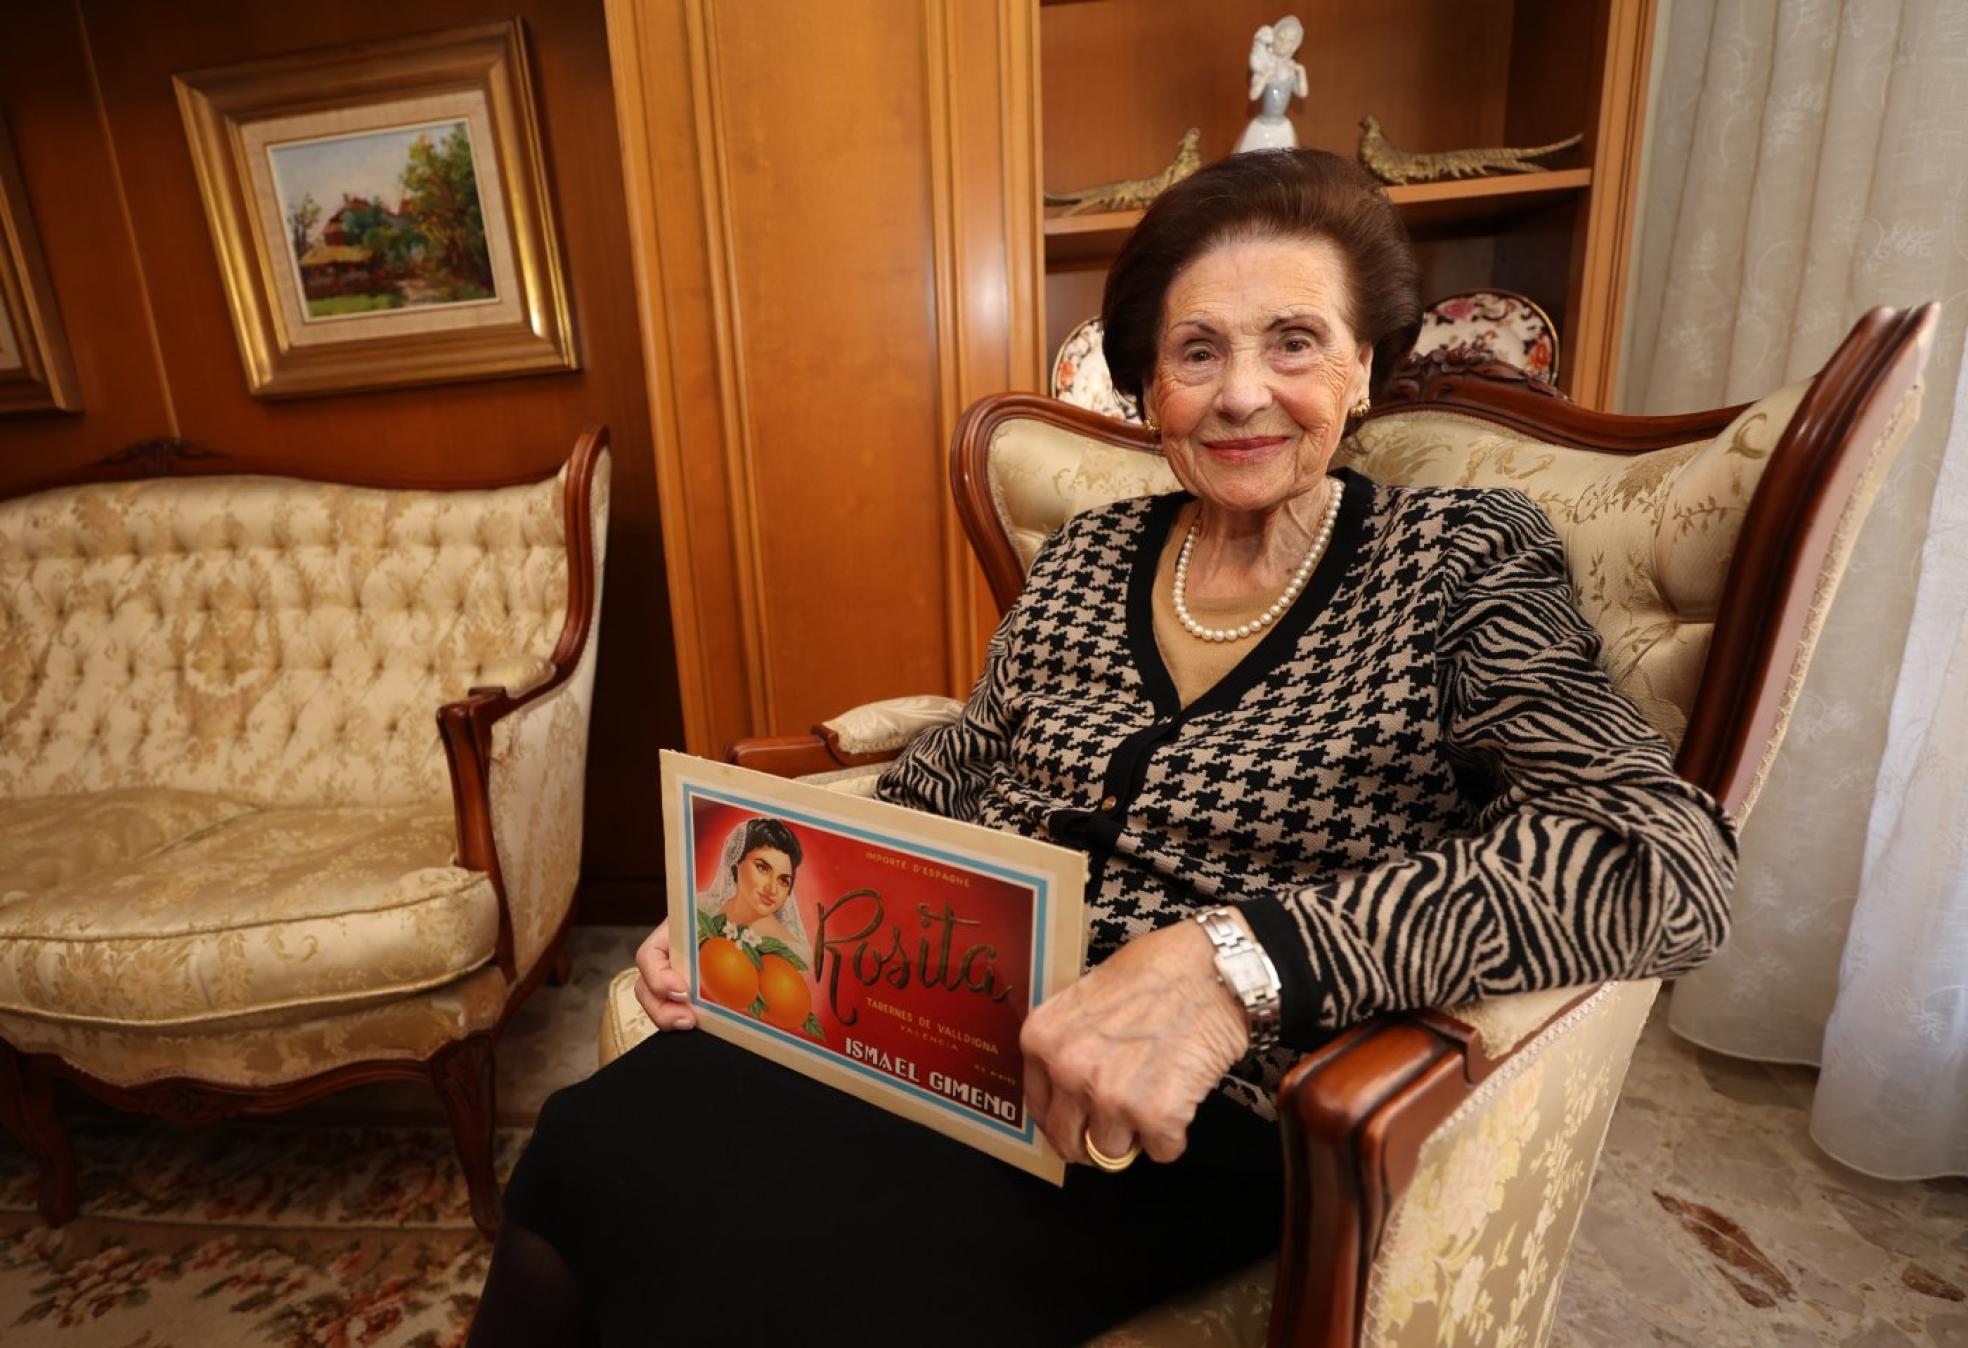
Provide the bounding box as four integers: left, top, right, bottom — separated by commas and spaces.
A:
1551, 990, 1967, 1346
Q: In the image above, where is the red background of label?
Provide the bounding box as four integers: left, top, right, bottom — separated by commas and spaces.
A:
690, 797, 1037, 1128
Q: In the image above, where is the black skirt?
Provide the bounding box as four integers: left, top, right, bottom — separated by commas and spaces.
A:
503, 1028, 1286, 1347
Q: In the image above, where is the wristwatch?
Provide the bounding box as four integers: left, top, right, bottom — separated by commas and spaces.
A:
1193, 907, 1283, 1050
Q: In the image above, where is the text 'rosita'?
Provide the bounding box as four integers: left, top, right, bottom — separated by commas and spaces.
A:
812, 890, 1015, 1026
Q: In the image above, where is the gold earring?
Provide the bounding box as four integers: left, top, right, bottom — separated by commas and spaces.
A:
1349, 395, 1372, 420
1141, 407, 1160, 433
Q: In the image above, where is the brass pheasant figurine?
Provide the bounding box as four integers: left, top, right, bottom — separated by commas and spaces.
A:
1044, 129, 1202, 216
1357, 115, 1581, 186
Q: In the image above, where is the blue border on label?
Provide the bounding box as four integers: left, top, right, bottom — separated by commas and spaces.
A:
680, 782, 1045, 1144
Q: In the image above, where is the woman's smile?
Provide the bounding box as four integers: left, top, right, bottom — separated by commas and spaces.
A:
1200, 434, 1291, 462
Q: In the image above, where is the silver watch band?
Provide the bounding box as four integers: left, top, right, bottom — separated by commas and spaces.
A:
1193, 907, 1283, 1051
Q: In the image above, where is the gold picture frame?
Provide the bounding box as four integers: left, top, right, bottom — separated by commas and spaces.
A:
0, 116, 81, 415
174, 20, 576, 399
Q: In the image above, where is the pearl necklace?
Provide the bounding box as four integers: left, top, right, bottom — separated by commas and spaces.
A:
1172, 478, 1344, 644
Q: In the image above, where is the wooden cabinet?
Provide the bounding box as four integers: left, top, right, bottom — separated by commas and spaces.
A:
605, 0, 1656, 756
1028, 0, 1656, 407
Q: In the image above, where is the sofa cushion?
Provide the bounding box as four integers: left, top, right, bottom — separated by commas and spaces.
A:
0, 467, 574, 809
0, 802, 498, 1029
0, 965, 510, 1090
0, 787, 254, 898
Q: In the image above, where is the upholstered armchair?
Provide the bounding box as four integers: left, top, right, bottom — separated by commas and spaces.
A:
600, 304, 1935, 1345
0, 428, 610, 1239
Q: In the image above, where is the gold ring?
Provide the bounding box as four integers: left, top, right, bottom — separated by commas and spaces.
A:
1083, 1127, 1141, 1172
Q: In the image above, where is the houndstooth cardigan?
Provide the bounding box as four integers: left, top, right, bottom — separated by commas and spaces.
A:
875, 468, 1738, 1118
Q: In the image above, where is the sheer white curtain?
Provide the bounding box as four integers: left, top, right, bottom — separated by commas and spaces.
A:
1623, 0, 1968, 1179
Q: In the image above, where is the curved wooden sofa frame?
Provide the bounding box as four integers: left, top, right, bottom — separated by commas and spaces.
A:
0, 424, 610, 1239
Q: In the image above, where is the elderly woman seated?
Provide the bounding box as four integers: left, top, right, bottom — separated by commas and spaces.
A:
468, 149, 1736, 1347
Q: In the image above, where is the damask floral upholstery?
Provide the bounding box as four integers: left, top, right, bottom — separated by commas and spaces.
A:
0, 471, 575, 806
1358, 981, 1659, 1348
1337, 389, 1806, 749
987, 418, 1181, 570
1074, 989, 1662, 1346
0, 804, 495, 1030
1, 965, 510, 1089
0, 455, 609, 1089
0, 788, 253, 897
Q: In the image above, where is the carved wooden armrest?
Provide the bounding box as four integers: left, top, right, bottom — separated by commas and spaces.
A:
1267, 985, 1603, 1345
437, 425, 609, 983
727, 694, 963, 777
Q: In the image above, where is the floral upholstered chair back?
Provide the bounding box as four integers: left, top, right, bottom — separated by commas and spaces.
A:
1339, 388, 1809, 752
977, 386, 1806, 753
0, 466, 594, 809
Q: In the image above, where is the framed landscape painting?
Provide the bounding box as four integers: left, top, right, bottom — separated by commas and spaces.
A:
175, 21, 576, 398
0, 116, 80, 414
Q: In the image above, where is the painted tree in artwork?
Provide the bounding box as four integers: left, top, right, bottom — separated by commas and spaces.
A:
287, 191, 322, 257
399, 127, 493, 298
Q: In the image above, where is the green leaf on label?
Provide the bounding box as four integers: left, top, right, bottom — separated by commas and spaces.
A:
746, 995, 767, 1019
741, 942, 764, 971
696, 910, 725, 943
801, 1013, 824, 1039
753, 937, 807, 972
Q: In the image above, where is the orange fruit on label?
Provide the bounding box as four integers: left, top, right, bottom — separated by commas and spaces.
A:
699, 936, 759, 1010
757, 953, 812, 1032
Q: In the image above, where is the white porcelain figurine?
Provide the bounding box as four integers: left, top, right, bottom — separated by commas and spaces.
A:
1235, 16, 1307, 153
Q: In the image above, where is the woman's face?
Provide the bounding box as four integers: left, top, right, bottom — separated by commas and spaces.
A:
726, 845, 795, 926
1145, 234, 1371, 519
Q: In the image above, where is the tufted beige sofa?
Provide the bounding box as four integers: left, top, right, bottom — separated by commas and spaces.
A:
0, 428, 610, 1238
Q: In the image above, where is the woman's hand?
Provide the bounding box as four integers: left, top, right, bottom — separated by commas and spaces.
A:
632, 920, 697, 1031
1020, 916, 1252, 1166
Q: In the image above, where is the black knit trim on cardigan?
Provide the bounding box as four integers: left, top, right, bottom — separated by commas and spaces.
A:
1053, 470, 1375, 933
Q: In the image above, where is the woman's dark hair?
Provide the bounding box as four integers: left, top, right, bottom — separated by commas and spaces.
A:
1101, 148, 1421, 417
735, 817, 803, 873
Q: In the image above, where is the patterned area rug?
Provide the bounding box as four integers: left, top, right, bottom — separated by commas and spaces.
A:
0, 1120, 518, 1345
0, 927, 637, 1347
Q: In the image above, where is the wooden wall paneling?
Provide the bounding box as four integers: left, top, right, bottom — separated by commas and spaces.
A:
1000, 0, 1047, 397
1567, 0, 1657, 409
604, 0, 709, 756
983, 0, 1046, 663
605, 0, 757, 761
614, 0, 977, 743
0, 3, 173, 469
1, 0, 685, 921
703, 0, 953, 734
922, 0, 978, 696
681, 0, 775, 738
934, 0, 1051, 676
